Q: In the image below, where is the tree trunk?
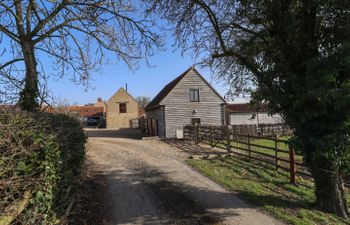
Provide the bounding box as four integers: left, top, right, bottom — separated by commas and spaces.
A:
18, 40, 39, 111
308, 158, 349, 218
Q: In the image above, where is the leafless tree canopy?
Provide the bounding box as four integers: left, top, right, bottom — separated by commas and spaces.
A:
136, 96, 150, 108
147, 0, 258, 97
0, 0, 161, 107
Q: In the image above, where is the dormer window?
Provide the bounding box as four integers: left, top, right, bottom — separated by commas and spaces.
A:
190, 89, 200, 102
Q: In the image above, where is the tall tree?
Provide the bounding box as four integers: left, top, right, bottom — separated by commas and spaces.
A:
136, 96, 150, 108
148, 0, 350, 218
0, 0, 161, 111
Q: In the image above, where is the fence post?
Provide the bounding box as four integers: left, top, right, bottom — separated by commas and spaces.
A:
289, 145, 296, 185
274, 134, 278, 170
247, 134, 251, 160
226, 126, 231, 153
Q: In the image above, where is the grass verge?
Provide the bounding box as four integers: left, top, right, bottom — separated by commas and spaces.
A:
187, 156, 350, 225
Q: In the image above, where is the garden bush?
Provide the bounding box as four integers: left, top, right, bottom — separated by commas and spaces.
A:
0, 109, 86, 224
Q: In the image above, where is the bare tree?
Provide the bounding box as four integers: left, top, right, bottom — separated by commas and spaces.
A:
136, 96, 150, 108
0, 0, 161, 111
146, 0, 257, 98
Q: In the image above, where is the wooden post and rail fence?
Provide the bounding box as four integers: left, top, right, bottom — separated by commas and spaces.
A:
183, 125, 310, 185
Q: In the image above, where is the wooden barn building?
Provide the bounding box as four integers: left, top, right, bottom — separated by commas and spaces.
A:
145, 67, 226, 138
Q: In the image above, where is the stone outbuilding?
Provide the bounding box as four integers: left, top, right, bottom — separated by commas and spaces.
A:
106, 88, 140, 129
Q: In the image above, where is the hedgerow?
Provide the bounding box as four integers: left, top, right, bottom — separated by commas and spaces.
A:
0, 110, 86, 224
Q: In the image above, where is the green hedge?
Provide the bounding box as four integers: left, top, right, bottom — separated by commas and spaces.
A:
0, 110, 86, 224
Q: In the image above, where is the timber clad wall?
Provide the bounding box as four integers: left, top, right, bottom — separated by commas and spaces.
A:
106, 88, 140, 129
226, 103, 283, 125
162, 70, 224, 138
146, 68, 225, 138
229, 112, 282, 125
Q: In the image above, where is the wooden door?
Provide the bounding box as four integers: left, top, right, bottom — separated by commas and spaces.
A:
147, 119, 152, 135
151, 119, 158, 136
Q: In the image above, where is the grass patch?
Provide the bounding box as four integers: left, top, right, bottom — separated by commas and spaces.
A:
187, 156, 350, 225
215, 136, 303, 163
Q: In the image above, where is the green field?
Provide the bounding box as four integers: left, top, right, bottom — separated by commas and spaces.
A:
188, 156, 350, 225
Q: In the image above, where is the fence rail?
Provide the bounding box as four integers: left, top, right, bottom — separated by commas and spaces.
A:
184, 125, 310, 185
231, 123, 293, 137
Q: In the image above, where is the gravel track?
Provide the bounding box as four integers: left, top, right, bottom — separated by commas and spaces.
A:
85, 128, 284, 225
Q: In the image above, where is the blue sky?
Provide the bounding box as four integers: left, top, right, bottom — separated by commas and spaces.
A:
0, 2, 250, 106
47, 41, 250, 105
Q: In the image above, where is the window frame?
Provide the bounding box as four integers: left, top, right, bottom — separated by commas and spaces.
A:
119, 102, 127, 113
189, 89, 200, 102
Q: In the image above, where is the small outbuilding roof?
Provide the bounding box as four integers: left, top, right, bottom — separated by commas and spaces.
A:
44, 105, 104, 117
57, 106, 103, 117
226, 103, 268, 113
67, 106, 104, 117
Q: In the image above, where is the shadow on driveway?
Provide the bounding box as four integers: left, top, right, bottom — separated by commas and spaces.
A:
76, 165, 242, 225
85, 128, 143, 140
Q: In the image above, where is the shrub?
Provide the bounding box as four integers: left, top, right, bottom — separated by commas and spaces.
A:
0, 110, 86, 224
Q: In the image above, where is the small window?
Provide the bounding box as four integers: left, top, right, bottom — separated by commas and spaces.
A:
190, 89, 200, 102
119, 103, 127, 113
191, 118, 201, 126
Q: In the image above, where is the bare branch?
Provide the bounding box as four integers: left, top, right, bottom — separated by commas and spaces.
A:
0, 58, 24, 70
0, 24, 19, 41
0, 0, 161, 107
13, 0, 25, 37
30, 0, 69, 36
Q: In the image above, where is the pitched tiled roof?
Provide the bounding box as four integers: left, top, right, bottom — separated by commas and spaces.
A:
45, 106, 104, 117
145, 68, 191, 111
0, 105, 104, 117
226, 103, 268, 113
67, 106, 104, 117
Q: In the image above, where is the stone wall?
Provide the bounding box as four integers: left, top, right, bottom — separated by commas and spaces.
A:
106, 88, 140, 129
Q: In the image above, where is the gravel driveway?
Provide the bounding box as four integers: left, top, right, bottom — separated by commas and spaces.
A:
85, 128, 284, 225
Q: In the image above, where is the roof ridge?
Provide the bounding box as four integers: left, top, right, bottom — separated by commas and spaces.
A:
145, 67, 193, 110
107, 87, 138, 104
145, 67, 225, 111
